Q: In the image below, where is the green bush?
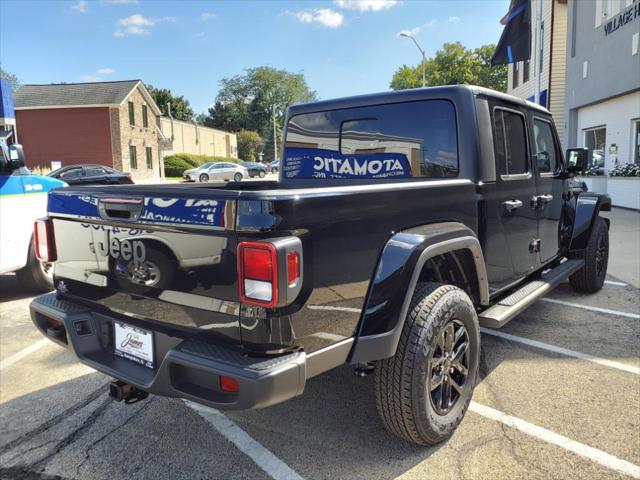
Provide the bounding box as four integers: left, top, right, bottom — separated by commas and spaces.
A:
163, 153, 239, 176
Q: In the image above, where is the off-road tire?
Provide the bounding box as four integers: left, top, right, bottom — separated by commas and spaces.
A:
199, 173, 209, 183
233, 173, 243, 182
375, 282, 480, 446
16, 239, 54, 293
569, 216, 609, 293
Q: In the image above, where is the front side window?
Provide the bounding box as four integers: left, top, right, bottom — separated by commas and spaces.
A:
533, 119, 558, 173
60, 167, 83, 179
85, 166, 106, 176
282, 100, 458, 180
129, 145, 137, 169
142, 105, 149, 128
146, 147, 153, 169
128, 102, 135, 126
493, 108, 528, 176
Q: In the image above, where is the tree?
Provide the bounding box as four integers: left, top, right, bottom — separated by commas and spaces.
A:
0, 65, 21, 92
204, 67, 317, 161
236, 130, 263, 161
390, 42, 507, 93
147, 84, 195, 121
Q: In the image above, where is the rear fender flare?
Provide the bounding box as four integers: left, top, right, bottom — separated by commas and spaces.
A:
349, 222, 488, 364
569, 193, 611, 251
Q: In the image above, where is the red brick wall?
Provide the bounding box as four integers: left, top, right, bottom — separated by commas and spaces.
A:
16, 107, 113, 170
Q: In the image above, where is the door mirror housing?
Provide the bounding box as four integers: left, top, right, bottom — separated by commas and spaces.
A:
566, 148, 588, 174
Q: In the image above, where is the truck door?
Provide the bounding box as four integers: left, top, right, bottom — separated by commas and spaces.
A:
491, 105, 538, 282
531, 116, 563, 264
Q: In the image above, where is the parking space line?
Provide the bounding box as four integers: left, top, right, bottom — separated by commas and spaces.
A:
605, 280, 628, 287
0, 338, 50, 371
540, 298, 640, 320
469, 401, 640, 479
480, 328, 640, 375
308, 305, 360, 313
186, 401, 305, 480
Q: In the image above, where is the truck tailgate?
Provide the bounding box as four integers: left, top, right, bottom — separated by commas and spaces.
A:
48, 188, 241, 343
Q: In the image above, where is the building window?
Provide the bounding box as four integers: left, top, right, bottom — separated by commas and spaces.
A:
583, 126, 606, 168
142, 105, 148, 128
512, 62, 520, 89
129, 145, 137, 169
523, 59, 530, 83
633, 120, 640, 165
146, 146, 153, 169
128, 102, 135, 126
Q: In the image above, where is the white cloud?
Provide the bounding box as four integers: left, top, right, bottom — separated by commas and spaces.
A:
195, 31, 206, 37
288, 8, 344, 28
104, 0, 139, 3
97, 67, 115, 74
201, 11, 215, 20
448, 15, 461, 23
404, 19, 437, 35
80, 75, 102, 82
334, 0, 398, 12
71, 0, 88, 13
113, 13, 174, 36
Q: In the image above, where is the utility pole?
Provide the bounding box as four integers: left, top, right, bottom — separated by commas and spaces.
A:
534, 0, 543, 105
272, 103, 278, 161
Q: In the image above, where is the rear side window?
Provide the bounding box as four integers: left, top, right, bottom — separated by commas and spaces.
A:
283, 100, 458, 180
533, 118, 558, 173
493, 108, 528, 176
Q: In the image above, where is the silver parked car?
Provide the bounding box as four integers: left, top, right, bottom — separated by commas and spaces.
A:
184, 162, 249, 183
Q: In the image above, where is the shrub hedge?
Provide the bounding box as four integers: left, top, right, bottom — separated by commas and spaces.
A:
163, 153, 238, 177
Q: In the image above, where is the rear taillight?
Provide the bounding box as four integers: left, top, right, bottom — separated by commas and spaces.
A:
237, 238, 302, 308
34, 218, 56, 262
238, 242, 278, 308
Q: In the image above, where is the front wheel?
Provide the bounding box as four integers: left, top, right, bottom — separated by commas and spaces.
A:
16, 238, 54, 293
569, 216, 609, 293
233, 173, 243, 182
259, 170, 266, 178
375, 282, 480, 446
199, 173, 209, 183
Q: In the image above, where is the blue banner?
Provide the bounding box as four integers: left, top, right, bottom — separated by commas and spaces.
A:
283, 147, 413, 179
48, 192, 227, 227
0, 80, 15, 122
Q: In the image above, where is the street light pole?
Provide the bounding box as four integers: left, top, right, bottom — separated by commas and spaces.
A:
399, 31, 426, 88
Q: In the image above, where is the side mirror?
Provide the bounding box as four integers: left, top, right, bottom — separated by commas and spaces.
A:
7, 144, 26, 170
566, 148, 588, 174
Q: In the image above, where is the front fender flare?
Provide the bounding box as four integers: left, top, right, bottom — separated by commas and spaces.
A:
349, 222, 488, 364
569, 193, 611, 251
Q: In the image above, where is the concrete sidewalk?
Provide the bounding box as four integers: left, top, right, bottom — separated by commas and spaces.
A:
601, 207, 640, 287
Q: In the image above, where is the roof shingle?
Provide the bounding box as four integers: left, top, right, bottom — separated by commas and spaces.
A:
15, 80, 141, 109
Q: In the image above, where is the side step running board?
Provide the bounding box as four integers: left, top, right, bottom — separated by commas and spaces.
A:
479, 259, 584, 328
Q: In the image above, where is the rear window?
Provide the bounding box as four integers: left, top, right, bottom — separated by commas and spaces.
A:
283, 100, 458, 180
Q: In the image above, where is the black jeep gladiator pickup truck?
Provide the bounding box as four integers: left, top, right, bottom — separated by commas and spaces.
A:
30, 85, 610, 446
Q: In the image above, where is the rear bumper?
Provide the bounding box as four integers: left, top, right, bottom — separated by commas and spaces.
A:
29, 293, 318, 410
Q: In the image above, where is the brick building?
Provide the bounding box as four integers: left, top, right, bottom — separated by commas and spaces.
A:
15, 80, 165, 181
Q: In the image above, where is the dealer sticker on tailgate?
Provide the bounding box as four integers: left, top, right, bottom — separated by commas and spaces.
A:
114, 322, 154, 369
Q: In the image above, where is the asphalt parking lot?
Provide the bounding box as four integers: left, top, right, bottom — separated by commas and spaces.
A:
1, 208, 638, 480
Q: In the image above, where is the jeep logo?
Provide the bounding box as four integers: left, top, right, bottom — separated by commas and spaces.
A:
96, 230, 146, 265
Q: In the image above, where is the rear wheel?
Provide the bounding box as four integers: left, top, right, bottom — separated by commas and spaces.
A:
234, 173, 243, 182
569, 216, 609, 293
199, 173, 209, 183
271, 167, 278, 174
375, 282, 480, 445
16, 238, 54, 293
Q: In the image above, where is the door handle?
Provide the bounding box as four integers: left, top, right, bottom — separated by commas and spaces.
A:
531, 194, 553, 209
503, 199, 523, 212
538, 194, 553, 203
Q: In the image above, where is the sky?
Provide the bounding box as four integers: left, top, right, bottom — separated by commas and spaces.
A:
0, 0, 509, 114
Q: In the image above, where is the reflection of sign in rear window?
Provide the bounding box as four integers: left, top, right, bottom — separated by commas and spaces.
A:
283, 100, 458, 180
